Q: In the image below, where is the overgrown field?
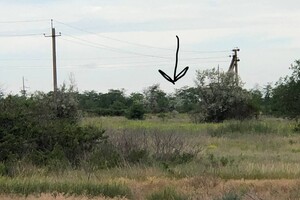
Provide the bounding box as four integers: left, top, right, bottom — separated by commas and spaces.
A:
2, 115, 300, 199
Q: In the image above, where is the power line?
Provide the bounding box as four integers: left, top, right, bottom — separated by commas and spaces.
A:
60, 35, 231, 61
0, 19, 49, 24
0, 58, 50, 61
0, 33, 43, 37
55, 20, 176, 51
55, 20, 231, 54
0, 55, 229, 62
59, 35, 172, 59
0, 60, 229, 70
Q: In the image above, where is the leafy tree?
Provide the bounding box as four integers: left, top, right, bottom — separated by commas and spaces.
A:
272, 60, 300, 119
174, 86, 198, 113
249, 87, 263, 117
0, 87, 3, 100
78, 90, 101, 111
128, 92, 144, 105
77, 89, 128, 116
192, 68, 256, 122
262, 82, 273, 115
144, 84, 169, 113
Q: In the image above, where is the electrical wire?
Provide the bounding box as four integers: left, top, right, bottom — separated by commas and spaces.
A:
0, 19, 49, 23
0, 59, 229, 70
0, 33, 43, 37
55, 20, 231, 54
59, 35, 172, 59
59, 36, 231, 61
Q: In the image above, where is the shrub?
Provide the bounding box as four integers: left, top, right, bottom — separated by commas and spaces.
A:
294, 123, 300, 133
126, 103, 145, 120
0, 87, 107, 170
0, 163, 6, 176
126, 149, 149, 164
86, 143, 122, 169
46, 144, 70, 173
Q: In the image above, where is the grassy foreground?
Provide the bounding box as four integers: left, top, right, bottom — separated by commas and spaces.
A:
2, 115, 300, 199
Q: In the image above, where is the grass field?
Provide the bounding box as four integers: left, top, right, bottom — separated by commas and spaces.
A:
2, 115, 300, 199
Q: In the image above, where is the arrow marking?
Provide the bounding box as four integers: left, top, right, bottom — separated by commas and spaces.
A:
158, 35, 189, 85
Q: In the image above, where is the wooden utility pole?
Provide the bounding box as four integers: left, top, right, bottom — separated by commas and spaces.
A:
44, 19, 61, 94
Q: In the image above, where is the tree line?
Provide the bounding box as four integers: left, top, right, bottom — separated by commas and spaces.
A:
77, 60, 300, 122
1, 60, 299, 122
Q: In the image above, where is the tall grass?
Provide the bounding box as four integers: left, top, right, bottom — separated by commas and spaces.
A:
0, 177, 131, 198
2, 116, 300, 199
147, 187, 187, 200
82, 116, 295, 137
207, 119, 294, 137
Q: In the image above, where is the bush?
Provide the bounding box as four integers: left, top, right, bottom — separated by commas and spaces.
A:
87, 143, 122, 169
294, 123, 300, 133
126, 149, 149, 164
0, 87, 107, 169
126, 103, 145, 120
0, 163, 7, 176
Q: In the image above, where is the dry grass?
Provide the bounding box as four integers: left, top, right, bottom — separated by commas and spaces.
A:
0, 194, 127, 200
3, 116, 300, 199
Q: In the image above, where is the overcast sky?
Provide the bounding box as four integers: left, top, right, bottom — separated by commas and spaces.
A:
0, 0, 300, 94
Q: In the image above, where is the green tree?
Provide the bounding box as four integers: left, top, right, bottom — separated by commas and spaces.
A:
128, 92, 144, 105
144, 84, 169, 113
272, 60, 300, 119
78, 90, 101, 111
174, 86, 198, 113
262, 83, 273, 115
192, 68, 256, 122
249, 87, 263, 117
77, 89, 129, 116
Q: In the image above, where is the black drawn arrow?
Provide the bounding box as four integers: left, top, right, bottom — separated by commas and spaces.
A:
158, 35, 189, 85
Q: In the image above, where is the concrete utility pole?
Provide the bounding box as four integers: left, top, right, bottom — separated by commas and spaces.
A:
217, 64, 220, 84
44, 19, 61, 94
232, 48, 240, 75
228, 48, 240, 85
21, 76, 26, 96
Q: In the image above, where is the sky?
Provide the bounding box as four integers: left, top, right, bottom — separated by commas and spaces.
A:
0, 0, 300, 95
